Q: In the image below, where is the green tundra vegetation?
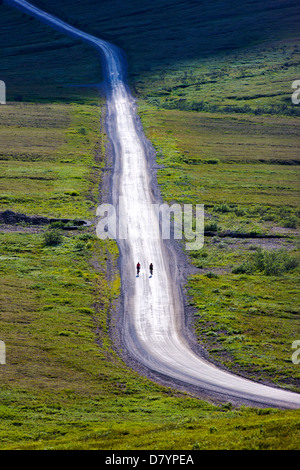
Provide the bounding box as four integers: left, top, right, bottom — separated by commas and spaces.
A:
0, 0, 299, 450
138, 104, 300, 392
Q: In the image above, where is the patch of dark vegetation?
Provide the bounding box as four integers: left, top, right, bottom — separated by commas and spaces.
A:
0, 210, 90, 229
152, 99, 300, 118
204, 230, 286, 239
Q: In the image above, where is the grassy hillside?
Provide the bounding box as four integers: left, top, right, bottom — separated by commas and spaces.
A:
0, 0, 299, 450
0, 2, 102, 101
1, 0, 300, 110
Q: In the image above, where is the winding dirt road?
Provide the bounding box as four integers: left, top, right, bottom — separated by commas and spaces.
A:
5, 0, 300, 409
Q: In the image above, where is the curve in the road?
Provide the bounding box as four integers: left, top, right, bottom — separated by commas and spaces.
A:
5, 0, 300, 409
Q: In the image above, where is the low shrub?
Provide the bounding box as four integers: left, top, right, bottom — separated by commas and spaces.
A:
206, 271, 219, 278
232, 262, 254, 274
213, 203, 231, 213
43, 229, 63, 246
232, 248, 299, 276
205, 222, 219, 232
282, 216, 298, 228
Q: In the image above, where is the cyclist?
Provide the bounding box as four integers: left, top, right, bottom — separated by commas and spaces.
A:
149, 263, 153, 276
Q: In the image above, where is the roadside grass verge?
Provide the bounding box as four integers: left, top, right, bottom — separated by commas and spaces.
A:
0, 230, 121, 393
188, 272, 300, 392
1, 392, 299, 450
0, 101, 105, 218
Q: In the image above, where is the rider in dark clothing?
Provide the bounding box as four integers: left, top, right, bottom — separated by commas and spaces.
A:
149, 263, 153, 276
136, 262, 140, 275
